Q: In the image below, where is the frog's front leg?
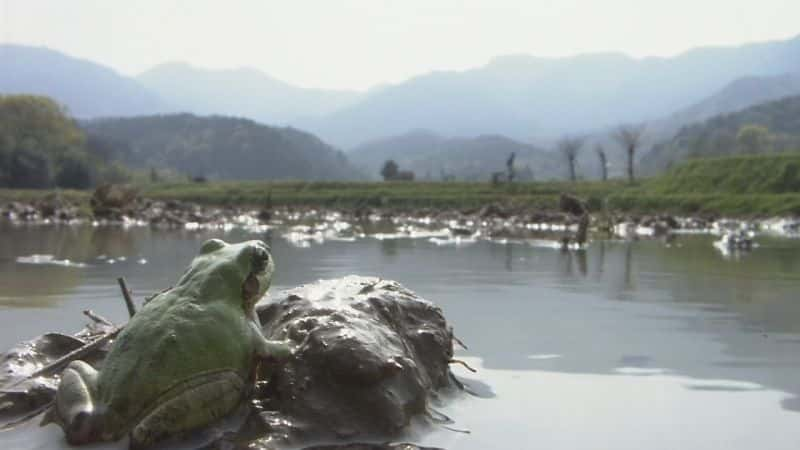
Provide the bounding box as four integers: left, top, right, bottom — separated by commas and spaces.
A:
52, 360, 102, 445
248, 319, 293, 362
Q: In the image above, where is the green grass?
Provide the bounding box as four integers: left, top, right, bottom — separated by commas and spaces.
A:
3, 153, 800, 217
138, 180, 628, 210
0, 189, 89, 204
647, 153, 800, 195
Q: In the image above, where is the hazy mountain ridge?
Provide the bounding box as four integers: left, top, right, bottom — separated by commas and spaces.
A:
0, 44, 167, 117
6, 37, 800, 180
349, 130, 562, 181
83, 114, 363, 181
300, 35, 800, 147
642, 95, 800, 171
647, 72, 800, 142
137, 63, 363, 125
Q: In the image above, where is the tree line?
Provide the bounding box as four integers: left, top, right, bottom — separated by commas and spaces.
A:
0, 95, 131, 189
558, 124, 646, 183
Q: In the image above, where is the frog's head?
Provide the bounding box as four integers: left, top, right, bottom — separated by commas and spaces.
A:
174, 239, 275, 312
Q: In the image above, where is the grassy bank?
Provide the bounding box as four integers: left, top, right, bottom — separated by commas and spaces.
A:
2, 153, 800, 217
647, 153, 800, 195
140, 180, 627, 211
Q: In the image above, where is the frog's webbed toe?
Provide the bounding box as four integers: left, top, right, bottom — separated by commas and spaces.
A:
54, 360, 101, 445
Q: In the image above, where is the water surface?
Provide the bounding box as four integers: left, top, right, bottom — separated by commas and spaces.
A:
1, 223, 799, 449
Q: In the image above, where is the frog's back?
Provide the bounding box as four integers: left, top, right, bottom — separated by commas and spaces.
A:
96, 292, 253, 428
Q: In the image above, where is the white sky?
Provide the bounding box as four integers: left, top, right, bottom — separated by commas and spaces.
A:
1, 0, 799, 91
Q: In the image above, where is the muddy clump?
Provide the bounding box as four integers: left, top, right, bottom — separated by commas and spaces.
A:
251, 276, 456, 445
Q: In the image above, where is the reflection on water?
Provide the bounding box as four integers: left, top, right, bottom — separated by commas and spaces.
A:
422, 358, 800, 450
2, 223, 800, 449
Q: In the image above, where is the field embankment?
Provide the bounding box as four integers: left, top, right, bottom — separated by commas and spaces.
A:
2, 154, 800, 217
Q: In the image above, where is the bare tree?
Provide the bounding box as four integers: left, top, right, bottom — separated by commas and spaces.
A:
506, 152, 516, 182
613, 124, 645, 183
558, 136, 584, 182
595, 144, 608, 181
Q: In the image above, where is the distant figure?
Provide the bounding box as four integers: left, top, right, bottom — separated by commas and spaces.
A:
559, 193, 590, 247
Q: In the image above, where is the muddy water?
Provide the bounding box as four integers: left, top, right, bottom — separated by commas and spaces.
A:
1, 222, 800, 449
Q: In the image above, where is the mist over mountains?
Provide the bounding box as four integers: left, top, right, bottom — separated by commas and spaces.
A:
0, 45, 167, 117
648, 72, 800, 141
3, 34, 800, 180
137, 63, 362, 124
642, 94, 800, 172
300, 35, 800, 147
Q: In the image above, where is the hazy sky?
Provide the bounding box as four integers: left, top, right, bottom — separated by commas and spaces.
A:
2, 0, 798, 91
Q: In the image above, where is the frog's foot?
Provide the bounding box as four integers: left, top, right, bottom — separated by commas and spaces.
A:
52, 360, 101, 445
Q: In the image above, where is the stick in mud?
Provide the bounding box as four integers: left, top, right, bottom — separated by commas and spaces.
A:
5, 278, 133, 390
27, 328, 122, 381
82, 309, 114, 327
0, 278, 139, 430
38, 279, 135, 378
117, 277, 137, 317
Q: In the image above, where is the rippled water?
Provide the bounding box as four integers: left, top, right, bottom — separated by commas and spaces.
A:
1, 222, 800, 449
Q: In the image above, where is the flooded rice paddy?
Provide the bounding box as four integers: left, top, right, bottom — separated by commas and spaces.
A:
1, 219, 800, 449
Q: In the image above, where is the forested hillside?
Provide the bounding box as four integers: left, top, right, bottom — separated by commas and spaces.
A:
349, 130, 561, 181
83, 114, 363, 181
643, 95, 800, 171
0, 95, 130, 189
648, 153, 800, 195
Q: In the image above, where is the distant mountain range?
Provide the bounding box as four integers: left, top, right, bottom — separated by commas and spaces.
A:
302, 35, 800, 147
137, 63, 362, 124
577, 71, 800, 177
349, 130, 562, 181
4, 35, 800, 178
647, 72, 800, 141
0, 45, 167, 117
83, 114, 363, 181
642, 95, 800, 171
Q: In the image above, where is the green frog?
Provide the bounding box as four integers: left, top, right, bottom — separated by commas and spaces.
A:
44, 239, 292, 448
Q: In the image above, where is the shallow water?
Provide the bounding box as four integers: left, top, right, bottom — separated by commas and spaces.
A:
1, 222, 800, 449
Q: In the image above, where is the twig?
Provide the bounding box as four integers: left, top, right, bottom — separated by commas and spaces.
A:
1, 277, 136, 396
449, 326, 468, 350
28, 328, 122, 380
82, 310, 114, 327
449, 358, 477, 373
0, 401, 53, 431
2, 326, 123, 393
117, 277, 136, 317
441, 425, 471, 434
